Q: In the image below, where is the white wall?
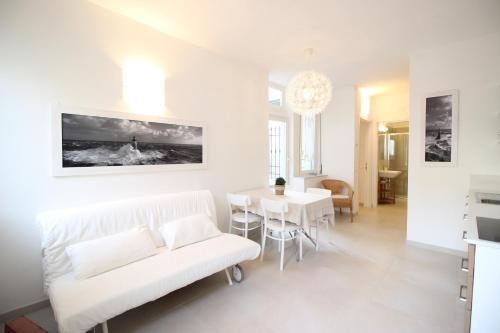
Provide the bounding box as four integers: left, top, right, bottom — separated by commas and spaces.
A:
321, 86, 358, 211
407, 32, 500, 251
0, 0, 268, 314
370, 89, 409, 123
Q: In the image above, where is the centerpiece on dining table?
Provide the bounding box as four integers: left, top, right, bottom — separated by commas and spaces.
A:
274, 177, 286, 195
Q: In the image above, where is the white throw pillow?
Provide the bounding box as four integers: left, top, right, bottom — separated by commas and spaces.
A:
66, 227, 157, 279
159, 214, 222, 250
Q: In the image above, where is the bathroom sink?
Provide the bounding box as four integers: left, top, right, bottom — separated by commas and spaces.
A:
379, 170, 402, 179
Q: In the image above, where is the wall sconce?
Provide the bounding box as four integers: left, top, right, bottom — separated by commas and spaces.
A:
378, 122, 389, 133
123, 60, 165, 115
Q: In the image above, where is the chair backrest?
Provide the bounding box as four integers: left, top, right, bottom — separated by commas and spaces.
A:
261, 198, 288, 230
306, 187, 332, 196
227, 193, 251, 208
227, 193, 252, 221
321, 179, 353, 197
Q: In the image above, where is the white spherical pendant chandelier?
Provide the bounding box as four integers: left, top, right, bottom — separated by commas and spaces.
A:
286, 48, 332, 115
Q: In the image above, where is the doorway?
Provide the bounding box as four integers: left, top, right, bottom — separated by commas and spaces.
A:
358, 118, 373, 208
377, 121, 409, 204
268, 117, 288, 185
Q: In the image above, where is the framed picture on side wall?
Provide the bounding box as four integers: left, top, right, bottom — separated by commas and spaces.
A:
422, 90, 459, 166
52, 104, 207, 176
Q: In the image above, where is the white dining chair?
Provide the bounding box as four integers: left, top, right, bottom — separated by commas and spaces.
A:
306, 187, 333, 251
227, 193, 262, 239
260, 198, 303, 271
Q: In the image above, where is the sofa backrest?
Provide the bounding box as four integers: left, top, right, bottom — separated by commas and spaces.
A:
37, 190, 216, 292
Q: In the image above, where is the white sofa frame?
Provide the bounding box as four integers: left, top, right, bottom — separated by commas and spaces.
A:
37, 190, 259, 333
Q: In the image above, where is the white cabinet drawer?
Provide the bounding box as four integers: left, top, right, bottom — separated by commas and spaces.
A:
470, 245, 500, 332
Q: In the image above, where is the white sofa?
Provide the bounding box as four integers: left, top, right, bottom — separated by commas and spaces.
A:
37, 190, 261, 333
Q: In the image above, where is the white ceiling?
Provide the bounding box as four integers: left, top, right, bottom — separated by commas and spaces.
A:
89, 0, 500, 87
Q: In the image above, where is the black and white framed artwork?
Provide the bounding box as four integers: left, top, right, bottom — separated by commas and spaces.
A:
52, 105, 207, 176
423, 90, 458, 166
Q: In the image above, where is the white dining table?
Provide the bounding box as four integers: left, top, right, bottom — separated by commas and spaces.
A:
237, 187, 335, 248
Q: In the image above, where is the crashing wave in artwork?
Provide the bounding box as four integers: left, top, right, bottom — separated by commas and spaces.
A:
63, 142, 202, 167
425, 129, 451, 162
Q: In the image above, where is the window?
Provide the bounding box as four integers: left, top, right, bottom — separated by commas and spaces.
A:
300, 114, 316, 173
268, 119, 287, 184
268, 87, 283, 107
389, 138, 396, 160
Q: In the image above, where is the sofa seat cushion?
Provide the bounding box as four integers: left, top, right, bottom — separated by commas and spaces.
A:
332, 194, 351, 208
49, 234, 260, 333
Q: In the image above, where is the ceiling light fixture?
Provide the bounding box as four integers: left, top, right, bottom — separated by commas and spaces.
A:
286, 48, 332, 115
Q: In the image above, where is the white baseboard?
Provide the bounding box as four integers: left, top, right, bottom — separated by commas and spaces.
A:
0, 298, 50, 324
406, 240, 467, 257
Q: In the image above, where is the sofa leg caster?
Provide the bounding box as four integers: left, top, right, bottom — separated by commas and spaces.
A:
224, 268, 233, 286
102, 321, 109, 333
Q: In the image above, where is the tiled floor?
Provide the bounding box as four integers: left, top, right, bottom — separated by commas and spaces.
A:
11, 201, 466, 332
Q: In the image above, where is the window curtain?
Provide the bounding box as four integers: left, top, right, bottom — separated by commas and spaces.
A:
300, 114, 315, 172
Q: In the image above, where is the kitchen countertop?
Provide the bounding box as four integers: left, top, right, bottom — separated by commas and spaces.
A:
466, 238, 500, 250
466, 174, 500, 249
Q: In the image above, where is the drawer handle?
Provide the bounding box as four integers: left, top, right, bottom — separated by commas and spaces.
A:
463, 213, 471, 220
459, 285, 467, 302
460, 257, 469, 272
462, 230, 468, 240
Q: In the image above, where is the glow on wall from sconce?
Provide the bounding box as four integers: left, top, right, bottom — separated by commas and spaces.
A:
359, 87, 384, 120
360, 92, 370, 120
123, 61, 165, 115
